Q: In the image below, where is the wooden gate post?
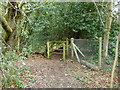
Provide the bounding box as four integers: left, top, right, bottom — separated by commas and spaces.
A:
71, 38, 74, 59
52, 41, 53, 54
47, 42, 50, 59
63, 43, 65, 61
98, 37, 102, 68
66, 40, 69, 56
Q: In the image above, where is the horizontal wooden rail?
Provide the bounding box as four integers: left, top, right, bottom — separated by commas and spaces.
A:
53, 52, 67, 55
53, 52, 63, 55
49, 41, 67, 43
53, 49, 67, 51
52, 45, 63, 47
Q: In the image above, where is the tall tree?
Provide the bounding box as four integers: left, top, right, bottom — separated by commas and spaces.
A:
103, 1, 113, 57
0, 2, 22, 50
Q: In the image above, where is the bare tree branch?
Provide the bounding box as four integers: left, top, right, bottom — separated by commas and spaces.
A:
4, 6, 12, 16
5, 1, 49, 23
13, 10, 17, 25
25, 0, 49, 13
93, 0, 105, 27
8, 2, 31, 22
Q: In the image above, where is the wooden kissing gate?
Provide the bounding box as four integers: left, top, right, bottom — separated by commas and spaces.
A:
47, 41, 69, 61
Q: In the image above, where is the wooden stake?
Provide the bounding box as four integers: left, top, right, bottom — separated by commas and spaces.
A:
110, 31, 120, 88
73, 43, 80, 63
73, 43, 85, 57
71, 38, 74, 59
66, 40, 69, 56
98, 37, 102, 69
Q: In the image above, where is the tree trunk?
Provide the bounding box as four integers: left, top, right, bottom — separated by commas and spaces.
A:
0, 13, 12, 33
0, 12, 13, 46
5, 2, 17, 48
1, 2, 22, 50
103, 1, 113, 57
17, 21, 20, 53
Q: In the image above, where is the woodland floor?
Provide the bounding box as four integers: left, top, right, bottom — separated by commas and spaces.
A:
23, 54, 119, 88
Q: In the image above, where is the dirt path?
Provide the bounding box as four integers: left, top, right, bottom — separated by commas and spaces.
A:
24, 54, 118, 88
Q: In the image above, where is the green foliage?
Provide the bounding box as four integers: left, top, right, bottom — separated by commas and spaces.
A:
106, 68, 112, 72
20, 2, 106, 52
0, 2, 119, 88
0, 42, 31, 88
19, 45, 33, 60
90, 60, 98, 65
20, 2, 119, 62
105, 57, 112, 65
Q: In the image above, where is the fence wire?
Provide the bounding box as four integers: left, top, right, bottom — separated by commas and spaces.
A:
73, 38, 120, 71
73, 39, 99, 65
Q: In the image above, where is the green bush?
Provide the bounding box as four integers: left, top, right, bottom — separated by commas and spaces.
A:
0, 42, 31, 88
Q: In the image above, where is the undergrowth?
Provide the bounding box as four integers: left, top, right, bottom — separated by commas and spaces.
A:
0, 42, 33, 88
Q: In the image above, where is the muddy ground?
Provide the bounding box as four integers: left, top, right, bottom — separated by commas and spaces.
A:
23, 54, 119, 88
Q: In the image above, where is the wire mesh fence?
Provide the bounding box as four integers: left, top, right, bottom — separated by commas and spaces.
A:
72, 38, 120, 71
74, 39, 99, 59
72, 39, 100, 67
